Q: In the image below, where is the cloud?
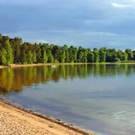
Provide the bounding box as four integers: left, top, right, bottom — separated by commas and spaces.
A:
112, 2, 132, 9
1, 0, 135, 49
5, 30, 135, 49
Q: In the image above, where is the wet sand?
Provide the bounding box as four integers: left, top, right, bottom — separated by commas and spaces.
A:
0, 100, 94, 135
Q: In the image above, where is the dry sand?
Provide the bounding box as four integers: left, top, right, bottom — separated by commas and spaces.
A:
0, 101, 94, 135
0, 63, 88, 69
0, 63, 135, 69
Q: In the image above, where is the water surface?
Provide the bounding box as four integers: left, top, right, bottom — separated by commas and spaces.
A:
0, 64, 135, 135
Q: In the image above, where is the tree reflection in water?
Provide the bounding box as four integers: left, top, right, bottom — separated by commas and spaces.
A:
0, 64, 135, 95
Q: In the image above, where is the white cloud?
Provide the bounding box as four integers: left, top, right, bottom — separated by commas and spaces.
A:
112, 2, 132, 9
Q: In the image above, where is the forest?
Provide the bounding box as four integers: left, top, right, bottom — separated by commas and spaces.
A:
0, 34, 135, 65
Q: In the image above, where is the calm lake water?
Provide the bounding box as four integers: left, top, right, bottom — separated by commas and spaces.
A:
0, 64, 135, 135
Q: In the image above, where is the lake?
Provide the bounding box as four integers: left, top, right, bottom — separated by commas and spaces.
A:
0, 64, 135, 135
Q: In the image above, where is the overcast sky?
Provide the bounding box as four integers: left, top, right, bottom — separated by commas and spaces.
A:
1, 0, 135, 48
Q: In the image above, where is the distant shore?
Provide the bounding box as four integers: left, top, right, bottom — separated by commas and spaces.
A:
0, 63, 87, 69
0, 62, 135, 69
0, 99, 93, 135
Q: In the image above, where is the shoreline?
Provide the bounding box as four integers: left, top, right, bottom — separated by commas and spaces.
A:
0, 62, 135, 69
0, 99, 94, 135
0, 63, 88, 69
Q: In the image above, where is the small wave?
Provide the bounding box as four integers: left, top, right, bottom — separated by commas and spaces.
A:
112, 111, 135, 129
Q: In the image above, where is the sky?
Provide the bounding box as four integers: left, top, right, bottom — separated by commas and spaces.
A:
1, 0, 135, 49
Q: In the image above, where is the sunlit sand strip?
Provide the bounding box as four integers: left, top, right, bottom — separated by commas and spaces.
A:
0, 63, 89, 69
1, 63, 135, 69
0, 99, 94, 135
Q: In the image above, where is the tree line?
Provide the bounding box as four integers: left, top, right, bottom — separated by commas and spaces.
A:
0, 34, 135, 65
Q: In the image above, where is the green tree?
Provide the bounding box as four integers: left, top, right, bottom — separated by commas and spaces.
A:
0, 47, 7, 65
93, 48, 99, 63
32, 51, 37, 63
87, 49, 94, 62
26, 51, 33, 64
11, 37, 22, 63
59, 48, 66, 63
4, 39, 14, 64
64, 45, 69, 63
47, 50, 54, 63
42, 50, 48, 63
125, 49, 133, 60
99, 48, 106, 62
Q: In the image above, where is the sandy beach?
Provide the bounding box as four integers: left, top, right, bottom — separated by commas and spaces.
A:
0, 100, 93, 135
0, 63, 135, 69
0, 63, 88, 69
